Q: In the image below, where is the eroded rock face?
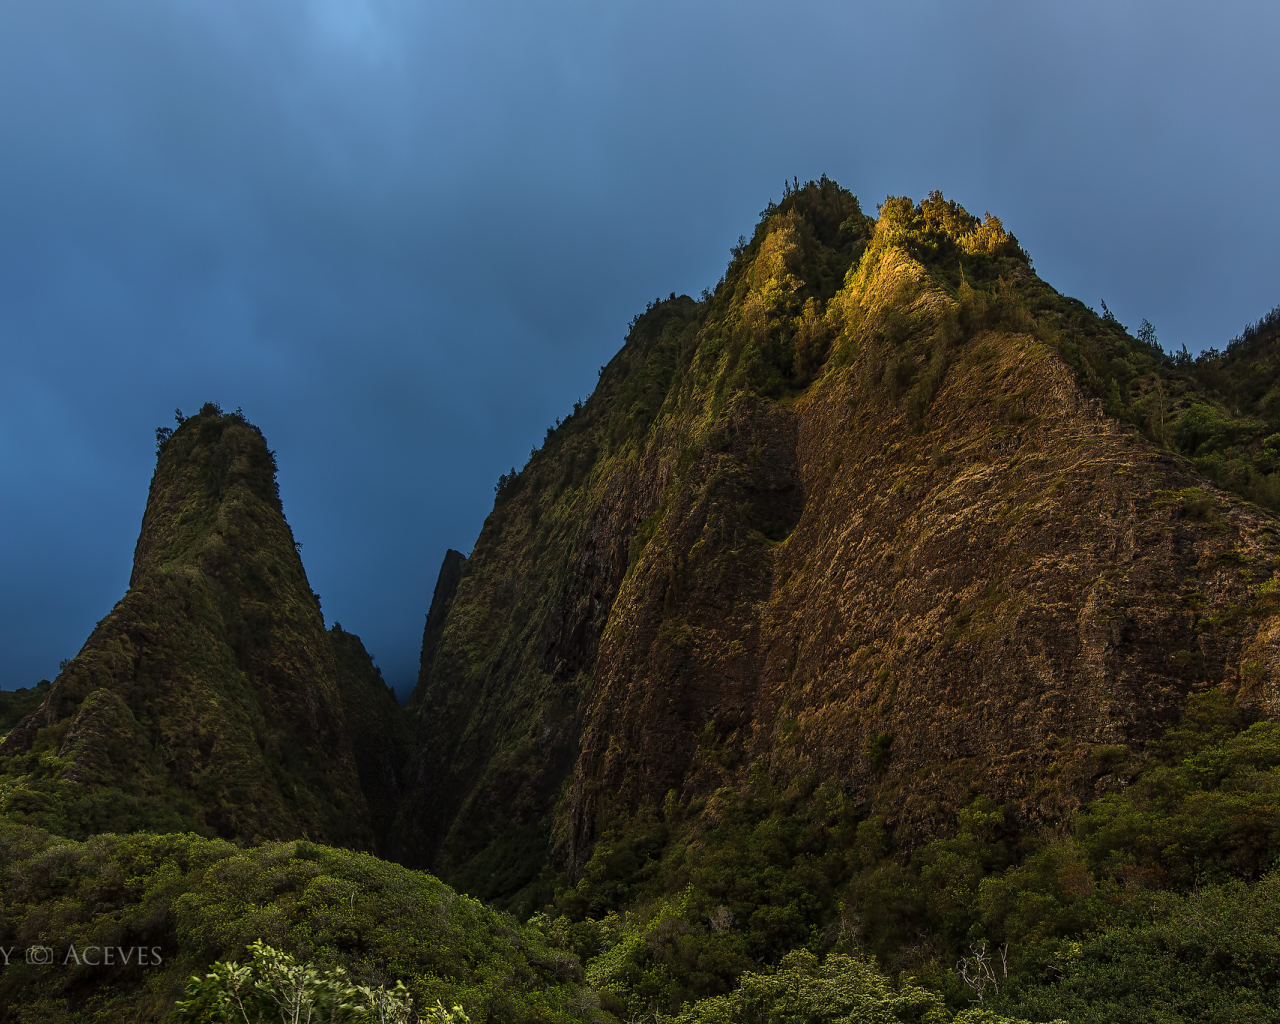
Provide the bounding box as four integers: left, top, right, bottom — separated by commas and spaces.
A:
404, 181, 1280, 900
568, 329, 1276, 871
0, 406, 406, 847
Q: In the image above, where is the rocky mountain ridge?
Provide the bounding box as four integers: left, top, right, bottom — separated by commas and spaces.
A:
394, 180, 1280, 913
4, 180, 1280, 1023
4, 180, 1279, 916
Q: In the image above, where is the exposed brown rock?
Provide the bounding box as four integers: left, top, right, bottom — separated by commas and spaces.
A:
401, 183, 1280, 901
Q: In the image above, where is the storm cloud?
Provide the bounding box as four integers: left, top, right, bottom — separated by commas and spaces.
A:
2, 0, 1277, 695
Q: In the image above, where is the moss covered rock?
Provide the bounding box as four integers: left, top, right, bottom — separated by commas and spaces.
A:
0, 406, 407, 848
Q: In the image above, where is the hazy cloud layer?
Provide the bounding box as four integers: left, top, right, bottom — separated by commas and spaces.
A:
2, 0, 1277, 694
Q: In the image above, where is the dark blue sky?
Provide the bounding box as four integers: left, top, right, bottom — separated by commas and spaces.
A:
2, 1, 1278, 697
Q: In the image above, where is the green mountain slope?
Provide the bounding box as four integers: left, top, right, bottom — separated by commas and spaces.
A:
391, 180, 1280, 1015
402, 181, 1280, 894
0, 681, 50, 739
1073, 301, 1280, 509
0, 405, 407, 849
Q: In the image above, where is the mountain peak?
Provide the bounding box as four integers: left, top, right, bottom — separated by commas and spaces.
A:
132, 404, 285, 586
0, 407, 406, 848
396, 179, 1280, 921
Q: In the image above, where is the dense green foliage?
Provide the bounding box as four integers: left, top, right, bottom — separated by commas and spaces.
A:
176, 941, 466, 1024
3, 694, 1277, 1024
0, 824, 595, 1023
704, 175, 874, 397
1002, 873, 1280, 1024
0, 680, 50, 738
535, 691, 1280, 1019
657, 949, 1048, 1024
1025, 297, 1280, 510
1173, 304, 1280, 505
634, 879, 1280, 1024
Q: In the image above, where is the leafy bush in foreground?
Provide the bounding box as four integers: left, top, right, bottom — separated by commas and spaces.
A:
176, 941, 468, 1024
0, 824, 595, 1023
657, 949, 1053, 1024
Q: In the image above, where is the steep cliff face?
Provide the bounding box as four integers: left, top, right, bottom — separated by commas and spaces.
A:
410, 547, 467, 708
567, 307, 1277, 870
0, 405, 406, 847
393, 296, 711, 883
329, 624, 412, 853
403, 180, 1280, 908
